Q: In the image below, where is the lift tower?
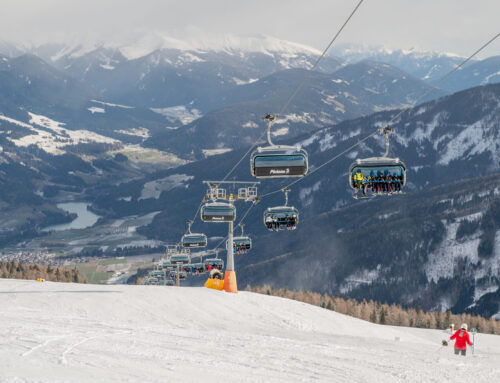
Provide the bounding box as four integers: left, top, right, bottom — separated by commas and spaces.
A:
202, 181, 260, 293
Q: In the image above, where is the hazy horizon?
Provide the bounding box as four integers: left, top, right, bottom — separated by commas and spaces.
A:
1, 0, 499, 58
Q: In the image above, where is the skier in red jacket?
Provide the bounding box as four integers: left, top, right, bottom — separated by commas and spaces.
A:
450, 323, 473, 356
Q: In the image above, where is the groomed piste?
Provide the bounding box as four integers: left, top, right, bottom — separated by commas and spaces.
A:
1, 279, 499, 382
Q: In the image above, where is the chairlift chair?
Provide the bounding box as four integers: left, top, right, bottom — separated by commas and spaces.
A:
349, 127, 406, 197
181, 220, 208, 248
204, 258, 224, 271
201, 202, 236, 222
147, 277, 159, 285
162, 261, 174, 269
169, 253, 190, 265
189, 262, 206, 274
182, 264, 195, 273
264, 188, 299, 231
228, 223, 252, 254
250, 115, 308, 178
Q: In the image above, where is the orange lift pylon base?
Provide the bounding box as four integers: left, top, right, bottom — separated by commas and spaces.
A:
223, 270, 238, 293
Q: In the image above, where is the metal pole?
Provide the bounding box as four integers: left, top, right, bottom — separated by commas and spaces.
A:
227, 221, 234, 271
176, 264, 180, 287
223, 212, 238, 293
472, 330, 476, 355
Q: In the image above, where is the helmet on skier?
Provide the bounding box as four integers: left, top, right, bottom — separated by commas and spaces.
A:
461, 323, 468, 330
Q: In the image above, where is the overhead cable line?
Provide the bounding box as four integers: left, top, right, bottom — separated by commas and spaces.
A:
221, 0, 365, 182
259, 31, 500, 197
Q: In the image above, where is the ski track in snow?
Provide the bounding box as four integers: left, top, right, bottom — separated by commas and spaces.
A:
0, 279, 499, 382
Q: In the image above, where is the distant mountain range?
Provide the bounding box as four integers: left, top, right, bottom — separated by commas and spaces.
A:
330, 43, 500, 93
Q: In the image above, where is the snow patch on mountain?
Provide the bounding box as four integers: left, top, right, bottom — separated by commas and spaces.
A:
272, 127, 289, 137
150, 105, 202, 125
341, 266, 382, 294
116, 33, 322, 60
232, 77, 259, 85
88, 107, 105, 114
410, 112, 446, 143
202, 148, 232, 157
242, 121, 259, 129
114, 127, 150, 138
139, 174, 194, 200
299, 181, 321, 207
91, 100, 134, 109
437, 115, 499, 165
424, 221, 480, 283
5, 113, 118, 155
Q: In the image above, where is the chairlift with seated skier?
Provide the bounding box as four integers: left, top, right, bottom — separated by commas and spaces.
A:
349, 126, 406, 198
264, 188, 299, 231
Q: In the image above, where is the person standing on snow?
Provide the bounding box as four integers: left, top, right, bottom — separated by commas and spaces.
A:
450, 323, 473, 356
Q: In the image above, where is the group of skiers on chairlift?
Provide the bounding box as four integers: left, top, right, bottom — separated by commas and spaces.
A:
233, 242, 251, 254
265, 214, 297, 230
352, 169, 403, 198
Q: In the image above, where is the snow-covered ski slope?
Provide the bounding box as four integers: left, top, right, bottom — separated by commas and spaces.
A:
1, 279, 499, 383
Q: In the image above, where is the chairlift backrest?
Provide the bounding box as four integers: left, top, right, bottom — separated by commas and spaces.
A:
201, 202, 236, 222
250, 146, 308, 178
182, 233, 208, 248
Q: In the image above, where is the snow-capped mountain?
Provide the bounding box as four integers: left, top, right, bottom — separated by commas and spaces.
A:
331, 43, 500, 92
0, 42, 446, 162
26, 34, 343, 112
144, 61, 447, 159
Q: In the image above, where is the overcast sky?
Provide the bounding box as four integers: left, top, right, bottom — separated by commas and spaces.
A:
1, 0, 499, 56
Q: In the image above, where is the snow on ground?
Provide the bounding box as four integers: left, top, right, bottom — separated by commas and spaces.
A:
202, 148, 232, 157
424, 221, 481, 283
232, 77, 259, 85
271, 127, 289, 137
4, 112, 118, 155
139, 174, 193, 200
109, 145, 187, 165
114, 127, 150, 138
88, 107, 105, 114
242, 121, 259, 129
90, 100, 134, 109
1, 279, 499, 383
150, 105, 202, 125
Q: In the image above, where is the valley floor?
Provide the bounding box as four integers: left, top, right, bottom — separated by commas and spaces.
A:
0, 279, 499, 382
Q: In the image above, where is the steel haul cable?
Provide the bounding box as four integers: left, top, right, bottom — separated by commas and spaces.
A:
188, 0, 365, 254
259, 31, 500, 199
221, 0, 365, 182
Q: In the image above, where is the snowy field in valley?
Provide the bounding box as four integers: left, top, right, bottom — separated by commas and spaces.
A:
1, 279, 499, 383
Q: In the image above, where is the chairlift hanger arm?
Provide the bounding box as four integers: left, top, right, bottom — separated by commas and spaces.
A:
378, 126, 393, 158
263, 114, 276, 147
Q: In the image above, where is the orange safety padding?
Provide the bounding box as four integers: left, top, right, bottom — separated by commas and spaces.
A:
223, 270, 237, 293
204, 278, 224, 291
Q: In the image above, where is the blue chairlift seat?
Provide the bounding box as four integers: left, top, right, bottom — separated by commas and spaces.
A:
250, 146, 308, 178
201, 202, 236, 222
204, 258, 224, 270
230, 236, 252, 253
181, 233, 207, 248
170, 254, 190, 265
264, 206, 299, 231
